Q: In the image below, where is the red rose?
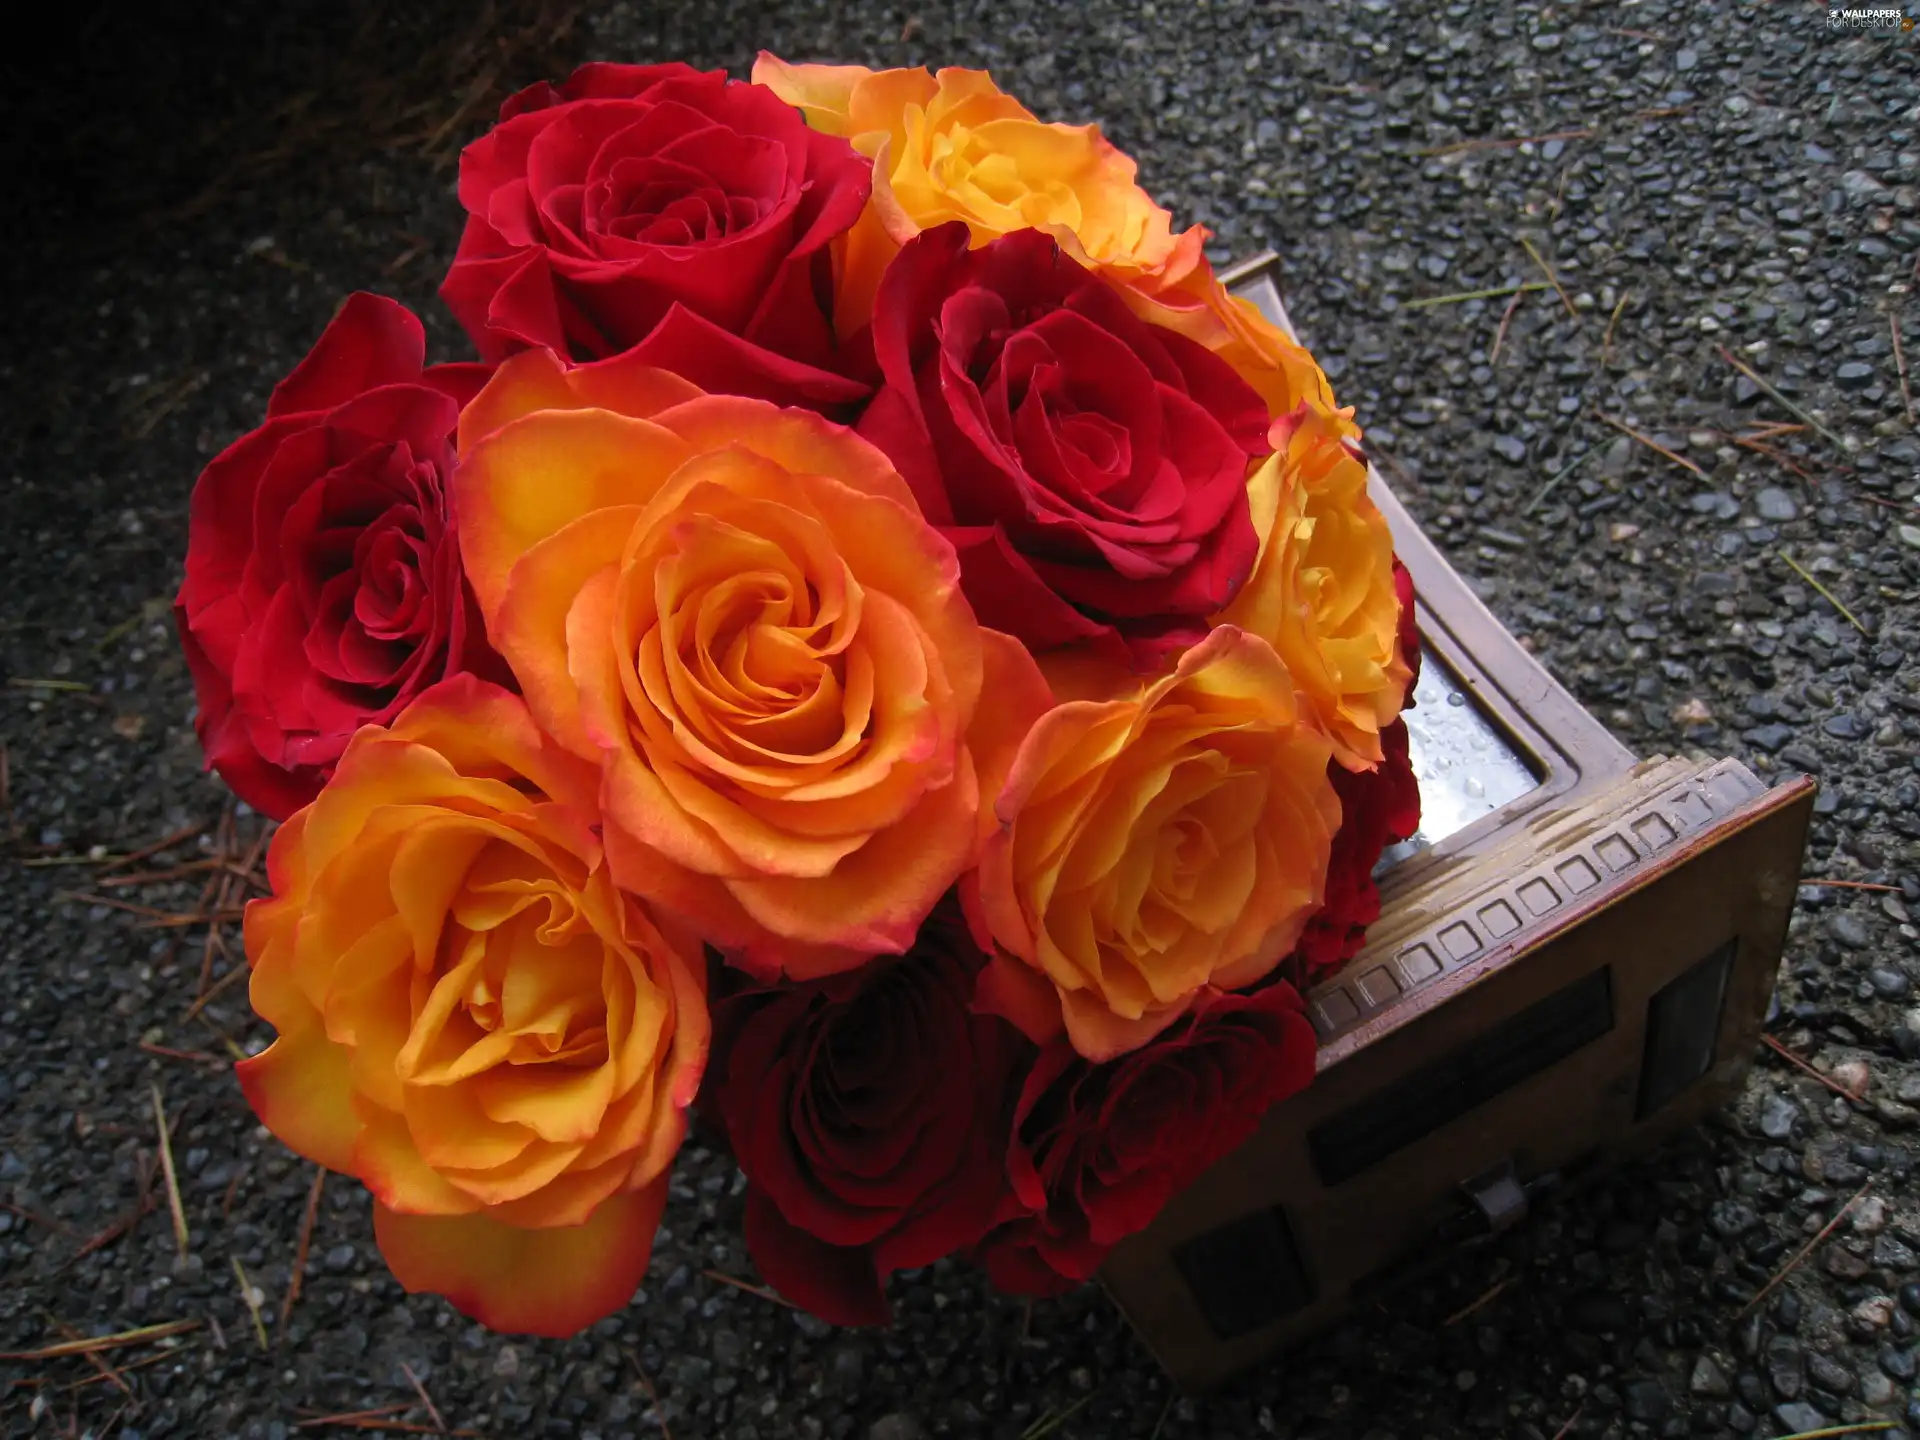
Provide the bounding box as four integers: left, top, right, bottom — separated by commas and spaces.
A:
1295, 717, 1421, 975
857, 223, 1270, 669
173, 293, 502, 820
713, 901, 1029, 1324
441, 62, 871, 410
1295, 558, 1422, 975
975, 982, 1317, 1295
1394, 557, 1422, 691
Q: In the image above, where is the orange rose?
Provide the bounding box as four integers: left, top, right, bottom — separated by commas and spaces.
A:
236, 675, 707, 1337
752, 55, 1203, 334
455, 348, 1047, 978
969, 626, 1339, 1061
1214, 405, 1412, 770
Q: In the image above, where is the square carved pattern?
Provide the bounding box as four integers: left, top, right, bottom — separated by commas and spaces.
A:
1306, 762, 1763, 1042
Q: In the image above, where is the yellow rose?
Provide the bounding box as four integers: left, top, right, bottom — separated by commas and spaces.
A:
969, 626, 1339, 1061
237, 675, 708, 1336
1214, 405, 1412, 769
752, 55, 1203, 333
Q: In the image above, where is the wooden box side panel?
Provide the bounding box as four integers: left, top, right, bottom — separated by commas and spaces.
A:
1100, 775, 1813, 1389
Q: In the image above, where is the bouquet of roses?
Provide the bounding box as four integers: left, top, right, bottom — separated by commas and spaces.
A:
173, 56, 1420, 1337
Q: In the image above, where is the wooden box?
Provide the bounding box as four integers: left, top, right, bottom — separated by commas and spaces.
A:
1098, 256, 1817, 1390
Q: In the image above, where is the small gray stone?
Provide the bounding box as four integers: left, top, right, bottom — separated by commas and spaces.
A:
868, 1417, 926, 1440
1836, 361, 1875, 391
1755, 487, 1800, 522
1492, 434, 1527, 464
1623, 1378, 1672, 1423
1675, 47, 1698, 70
1829, 912, 1871, 949
1870, 967, 1912, 1000
1807, 1351, 1855, 1395
1775, 1402, 1832, 1434
1760, 1092, 1803, 1141
1690, 1355, 1733, 1397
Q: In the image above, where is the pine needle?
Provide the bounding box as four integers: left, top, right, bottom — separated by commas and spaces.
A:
0, 1319, 198, 1361
1519, 235, 1578, 318
1021, 1395, 1094, 1440
150, 1084, 189, 1256
1716, 346, 1847, 449
1892, 311, 1916, 427
1593, 412, 1706, 478
1601, 290, 1629, 365
232, 1257, 270, 1351
1736, 1180, 1872, 1318
1403, 281, 1547, 310
278, 1167, 327, 1335
1779, 551, 1867, 635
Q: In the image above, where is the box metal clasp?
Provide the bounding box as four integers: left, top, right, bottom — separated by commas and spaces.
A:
1461, 1158, 1530, 1234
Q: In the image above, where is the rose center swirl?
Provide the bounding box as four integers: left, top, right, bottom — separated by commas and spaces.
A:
623, 494, 875, 785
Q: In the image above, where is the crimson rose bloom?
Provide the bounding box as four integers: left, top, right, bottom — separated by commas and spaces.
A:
1296, 718, 1420, 974
441, 62, 871, 409
1296, 559, 1422, 974
858, 223, 1270, 668
713, 902, 1029, 1324
975, 983, 1317, 1295
174, 293, 500, 820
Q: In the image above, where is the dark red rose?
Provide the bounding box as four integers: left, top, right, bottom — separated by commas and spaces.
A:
1393, 557, 1421, 692
714, 900, 1030, 1325
173, 293, 503, 820
974, 982, 1317, 1295
857, 223, 1270, 669
1294, 717, 1421, 976
441, 62, 872, 410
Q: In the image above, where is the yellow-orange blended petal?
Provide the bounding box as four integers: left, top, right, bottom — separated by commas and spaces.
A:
757, 57, 1199, 336
237, 678, 707, 1336
234, 1019, 359, 1172
373, 1178, 668, 1338
751, 53, 876, 137
1214, 406, 1411, 769
976, 627, 1339, 1061
457, 348, 704, 454
454, 408, 695, 626
471, 393, 998, 976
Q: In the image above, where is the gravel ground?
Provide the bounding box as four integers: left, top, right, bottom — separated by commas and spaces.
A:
6, 1, 1920, 1437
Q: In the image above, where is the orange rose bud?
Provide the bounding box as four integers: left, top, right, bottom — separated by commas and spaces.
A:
235, 675, 708, 1337
969, 626, 1340, 1062
1214, 405, 1413, 771
454, 349, 1046, 978
752, 55, 1204, 334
